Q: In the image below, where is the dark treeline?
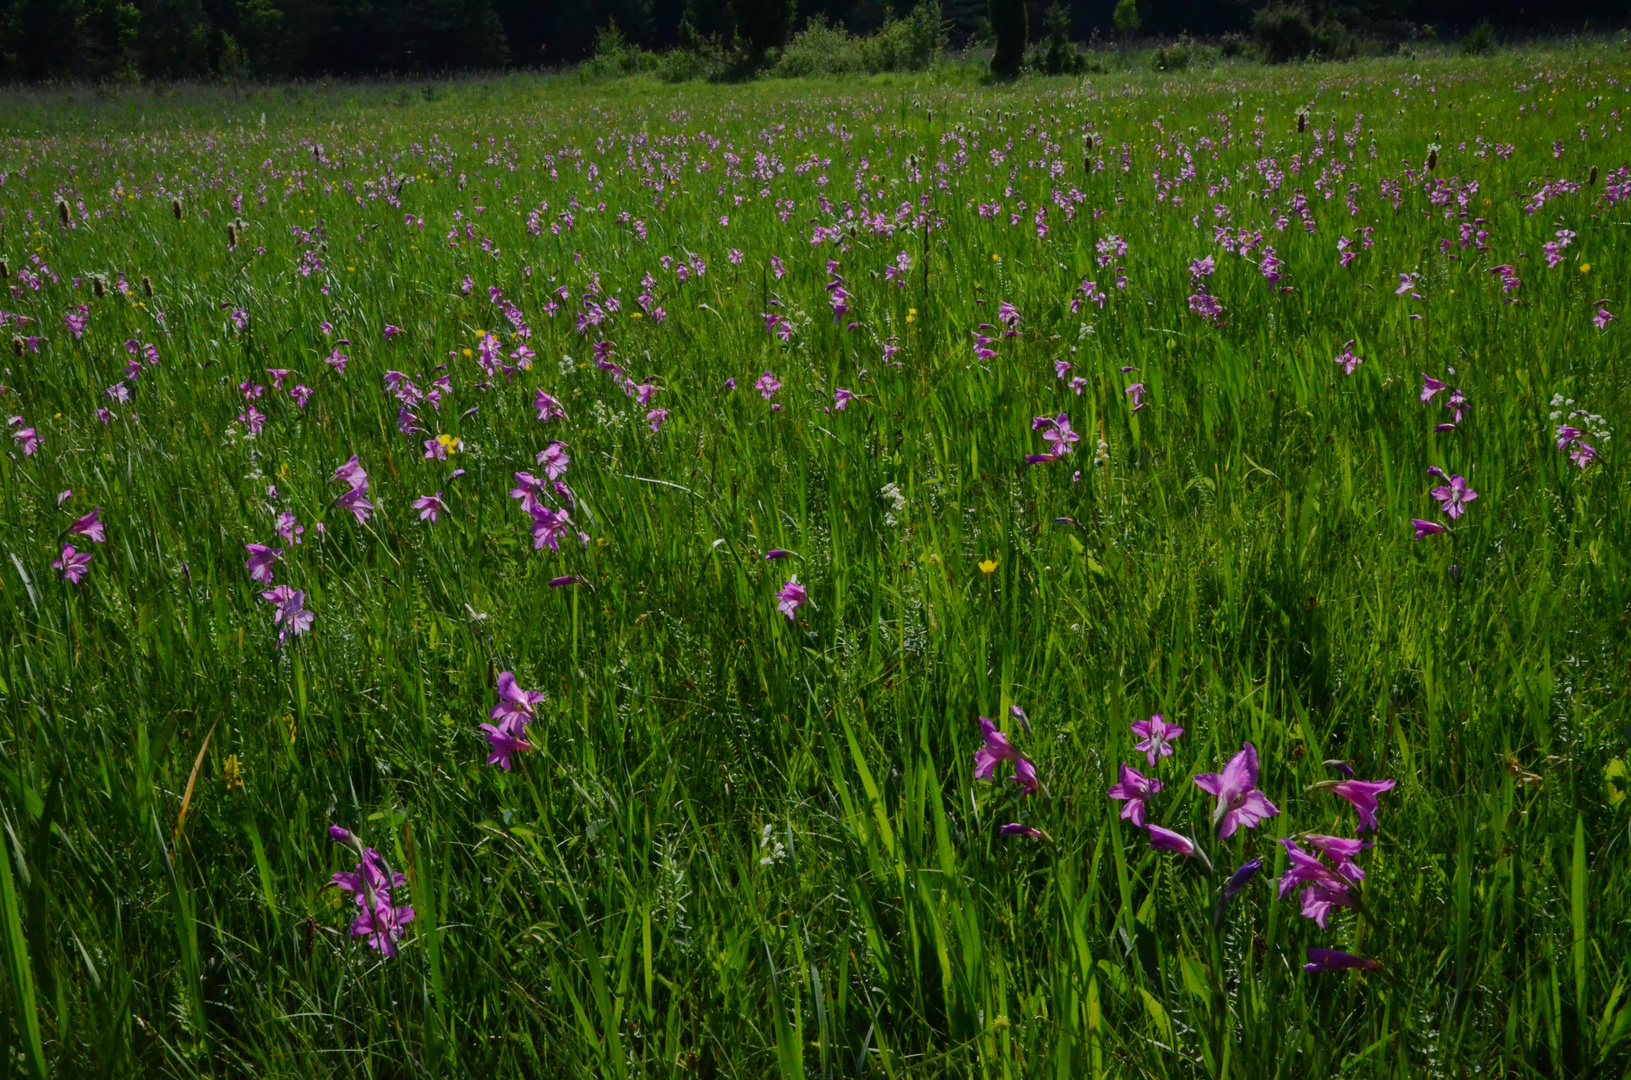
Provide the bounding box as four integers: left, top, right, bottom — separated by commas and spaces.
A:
0, 0, 1625, 81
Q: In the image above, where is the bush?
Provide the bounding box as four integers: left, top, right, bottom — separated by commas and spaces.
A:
1219, 32, 1253, 58
1112, 0, 1140, 38
773, 2, 946, 78
578, 21, 656, 79
1253, 3, 1315, 63
1461, 22, 1497, 56
1150, 33, 1193, 71
989, 0, 1026, 78
1030, 2, 1085, 75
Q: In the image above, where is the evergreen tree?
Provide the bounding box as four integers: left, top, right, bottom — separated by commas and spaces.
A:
988, 0, 1024, 77
727, 0, 792, 55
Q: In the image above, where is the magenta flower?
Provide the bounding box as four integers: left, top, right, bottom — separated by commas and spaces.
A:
764, 549, 793, 560
480, 723, 532, 770
1125, 383, 1147, 412
1334, 340, 1362, 375
534, 390, 566, 421
1223, 857, 1264, 899
333, 485, 374, 524
290, 384, 312, 408
331, 843, 414, 957
53, 544, 94, 584
1555, 424, 1584, 450
1593, 306, 1615, 330
1302, 834, 1369, 879
383, 323, 403, 339
549, 576, 586, 587
1011, 756, 1040, 796
1192, 742, 1280, 838
266, 368, 291, 389
1395, 272, 1416, 296
1420, 374, 1447, 403
1570, 441, 1598, 468
1038, 413, 1080, 455
262, 584, 294, 606
423, 436, 448, 461
530, 505, 572, 551
490, 671, 545, 735
1146, 824, 1201, 859
1276, 838, 1360, 928
413, 493, 446, 523
1303, 948, 1380, 973
239, 406, 266, 435
1430, 475, 1477, 519
833, 387, 856, 411
244, 543, 281, 583
974, 716, 1019, 780
64, 304, 89, 340
1105, 763, 1162, 826
775, 577, 808, 621
999, 823, 1045, 840
755, 370, 782, 401
646, 408, 670, 432
67, 507, 106, 543
332, 454, 368, 489
1324, 778, 1397, 832
1131, 713, 1183, 765
1412, 518, 1449, 540
13, 427, 39, 455
276, 511, 304, 546
276, 590, 315, 644
537, 441, 570, 481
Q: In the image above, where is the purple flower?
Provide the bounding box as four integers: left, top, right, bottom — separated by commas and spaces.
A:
239, 406, 266, 435
1223, 858, 1263, 899
413, 493, 446, 523
1303, 948, 1380, 974
1395, 272, 1416, 296
261, 584, 294, 606
1593, 306, 1615, 330
1146, 824, 1200, 859
534, 390, 566, 422
1412, 518, 1449, 539
775, 577, 808, 621
64, 304, 89, 340
764, 549, 793, 560
974, 716, 1019, 780
1420, 374, 1447, 403
1325, 778, 1397, 832
999, 823, 1044, 840
1125, 383, 1147, 412
266, 367, 291, 389
1105, 763, 1162, 826
646, 408, 670, 432
537, 441, 570, 481
755, 370, 782, 401
52, 544, 93, 584
67, 507, 106, 543
1039, 413, 1080, 455
833, 387, 856, 411
1555, 424, 1584, 450
276, 511, 304, 546
290, 384, 312, 408
1334, 340, 1362, 375
1570, 441, 1597, 468
423, 436, 448, 461
231, 308, 249, 331
480, 723, 532, 770
1131, 713, 1183, 765
1276, 838, 1360, 928
1302, 834, 1369, 879
276, 590, 315, 644
489, 672, 544, 736
332, 454, 368, 489
1189, 255, 1216, 279
383, 323, 403, 339
530, 505, 572, 551
1011, 756, 1040, 796
332, 845, 414, 957
549, 576, 586, 587
13, 427, 39, 455
244, 543, 281, 583
1429, 475, 1478, 520
1192, 742, 1280, 839
333, 485, 374, 524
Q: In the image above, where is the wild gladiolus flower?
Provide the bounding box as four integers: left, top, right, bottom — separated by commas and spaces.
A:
1276, 838, 1361, 928
489, 671, 545, 736
999, 823, 1045, 840
549, 576, 585, 587
244, 543, 281, 583
1223, 857, 1264, 899
480, 723, 532, 770
537, 442, 570, 480
1303, 948, 1380, 973
775, 577, 808, 621
1125, 383, 1147, 412
974, 716, 1019, 779
1593, 306, 1615, 330
13, 427, 39, 455
1131, 713, 1183, 765
1430, 475, 1477, 519
755, 371, 782, 400
276, 511, 304, 546
534, 390, 566, 421
332, 454, 368, 489
1420, 374, 1447, 403
333, 485, 374, 524
67, 507, 106, 543
275, 590, 315, 645
412, 493, 446, 523
1321, 778, 1397, 832
1146, 824, 1207, 865
1412, 518, 1449, 540
53, 544, 93, 583
1334, 340, 1362, 375
646, 408, 670, 432
329, 838, 414, 958
1192, 742, 1280, 838
1106, 763, 1162, 826
833, 387, 856, 411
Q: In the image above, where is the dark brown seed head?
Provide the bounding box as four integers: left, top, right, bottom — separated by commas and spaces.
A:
93, 275, 106, 298
171, 198, 183, 220
1589, 165, 1599, 185
228, 223, 238, 247
142, 275, 154, 297
57, 199, 70, 226
11, 336, 23, 358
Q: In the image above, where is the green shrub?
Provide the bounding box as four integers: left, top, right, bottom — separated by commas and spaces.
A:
1112, 0, 1140, 37
1150, 33, 1193, 71
1460, 22, 1497, 56
1219, 31, 1254, 59
1253, 2, 1315, 63
1031, 2, 1085, 76
774, 2, 945, 79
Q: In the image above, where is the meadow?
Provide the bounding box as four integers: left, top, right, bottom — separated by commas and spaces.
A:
0, 43, 1629, 1079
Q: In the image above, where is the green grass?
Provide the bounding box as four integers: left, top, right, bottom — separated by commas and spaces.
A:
0, 43, 1629, 1078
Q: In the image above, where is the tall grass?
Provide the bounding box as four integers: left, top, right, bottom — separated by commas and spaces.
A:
0, 44, 1628, 1078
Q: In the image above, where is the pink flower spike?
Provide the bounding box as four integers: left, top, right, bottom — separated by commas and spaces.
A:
67, 507, 106, 543
480, 723, 532, 770
1131, 713, 1184, 766
974, 716, 1020, 780
1192, 742, 1280, 838
1106, 763, 1162, 826
53, 544, 94, 584
1326, 778, 1397, 832
1419, 374, 1447, 403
